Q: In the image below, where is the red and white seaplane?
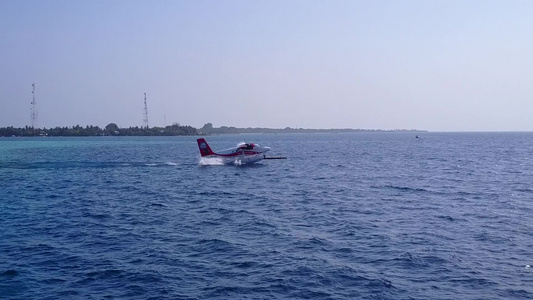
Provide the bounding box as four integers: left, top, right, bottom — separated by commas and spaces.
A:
197, 138, 271, 164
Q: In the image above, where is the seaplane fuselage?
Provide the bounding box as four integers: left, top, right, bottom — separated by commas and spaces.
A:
197, 138, 271, 164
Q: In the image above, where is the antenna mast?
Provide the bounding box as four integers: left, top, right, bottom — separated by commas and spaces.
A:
143, 93, 149, 128
30, 83, 38, 129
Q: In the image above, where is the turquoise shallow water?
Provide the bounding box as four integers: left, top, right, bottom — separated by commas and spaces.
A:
1, 133, 532, 299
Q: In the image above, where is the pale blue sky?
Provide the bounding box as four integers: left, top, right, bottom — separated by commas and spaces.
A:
1, 0, 532, 131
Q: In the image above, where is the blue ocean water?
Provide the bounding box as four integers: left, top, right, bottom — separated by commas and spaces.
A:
1, 133, 532, 299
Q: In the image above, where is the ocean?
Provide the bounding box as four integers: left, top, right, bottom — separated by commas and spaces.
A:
1, 133, 532, 299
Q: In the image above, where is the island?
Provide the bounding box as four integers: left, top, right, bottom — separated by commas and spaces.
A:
0, 123, 426, 137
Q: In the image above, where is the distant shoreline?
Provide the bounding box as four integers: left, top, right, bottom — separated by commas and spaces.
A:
0, 123, 427, 137
198, 123, 426, 135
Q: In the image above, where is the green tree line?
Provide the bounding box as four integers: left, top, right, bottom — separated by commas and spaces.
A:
0, 123, 198, 137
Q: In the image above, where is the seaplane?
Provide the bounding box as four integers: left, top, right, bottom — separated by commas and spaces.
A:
197, 138, 271, 164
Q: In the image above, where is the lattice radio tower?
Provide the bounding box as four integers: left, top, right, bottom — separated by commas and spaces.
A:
30, 83, 38, 129
143, 93, 149, 129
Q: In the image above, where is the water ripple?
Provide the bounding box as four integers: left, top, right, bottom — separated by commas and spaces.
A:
1, 134, 533, 299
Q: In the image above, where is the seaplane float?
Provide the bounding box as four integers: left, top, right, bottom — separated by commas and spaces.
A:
197, 138, 284, 164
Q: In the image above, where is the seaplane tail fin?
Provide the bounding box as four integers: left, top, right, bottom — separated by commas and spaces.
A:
197, 138, 215, 157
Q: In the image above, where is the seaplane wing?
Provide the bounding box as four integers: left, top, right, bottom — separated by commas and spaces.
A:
197, 138, 271, 164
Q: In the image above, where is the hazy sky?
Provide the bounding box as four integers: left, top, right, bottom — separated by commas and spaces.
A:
1, 0, 532, 131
